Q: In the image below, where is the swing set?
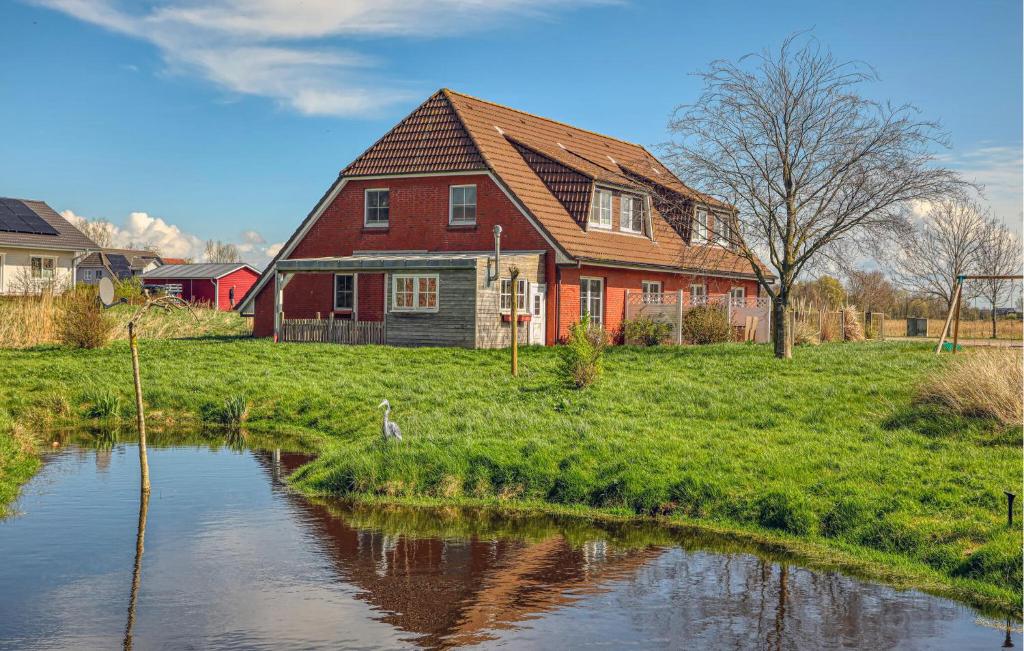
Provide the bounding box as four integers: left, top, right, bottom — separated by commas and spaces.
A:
934, 274, 1024, 354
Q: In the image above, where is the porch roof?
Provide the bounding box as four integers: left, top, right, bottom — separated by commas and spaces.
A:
275, 251, 542, 273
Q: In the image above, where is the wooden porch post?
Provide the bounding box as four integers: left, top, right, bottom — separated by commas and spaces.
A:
676, 289, 684, 345
274, 270, 284, 342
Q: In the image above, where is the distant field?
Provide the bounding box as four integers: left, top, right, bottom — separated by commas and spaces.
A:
882, 317, 1022, 340
0, 294, 251, 348
0, 339, 1019, 612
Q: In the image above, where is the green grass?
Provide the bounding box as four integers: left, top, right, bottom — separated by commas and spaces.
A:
0, 411, 41, 517
0, 338, 1019, 612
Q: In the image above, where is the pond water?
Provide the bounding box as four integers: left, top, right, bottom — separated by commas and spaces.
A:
0, 439, 1017, 650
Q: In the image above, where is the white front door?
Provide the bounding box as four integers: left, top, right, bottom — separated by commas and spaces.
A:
529, 283, 546, 345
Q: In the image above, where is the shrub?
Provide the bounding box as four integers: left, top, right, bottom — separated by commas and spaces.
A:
115, 276, 145, 303
56, 286, 115, 349
85, 389, 122, 420
755, 490, 816, 535
793, 315, 820, 346
842, 305, 865, 341
915, 350, 1023, 425
561, 316, 607, 388
680, 305, 731, 344
623, 316, 674, 346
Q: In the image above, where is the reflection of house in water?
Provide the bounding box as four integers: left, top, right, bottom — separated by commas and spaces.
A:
255, 452, 1008, 650
254, 451, 664, 648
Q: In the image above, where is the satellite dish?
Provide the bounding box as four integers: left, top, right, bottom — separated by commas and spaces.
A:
98, 276, 115, 306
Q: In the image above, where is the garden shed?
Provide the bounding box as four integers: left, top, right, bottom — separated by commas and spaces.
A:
143, 263, 259, 311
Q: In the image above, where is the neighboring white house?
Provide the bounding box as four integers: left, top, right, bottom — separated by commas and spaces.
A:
0, 197, 98, 294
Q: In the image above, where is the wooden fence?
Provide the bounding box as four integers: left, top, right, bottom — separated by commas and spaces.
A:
280, 318, 385, 344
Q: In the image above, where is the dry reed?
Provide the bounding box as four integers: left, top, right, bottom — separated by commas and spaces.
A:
915, 349, 1024, 425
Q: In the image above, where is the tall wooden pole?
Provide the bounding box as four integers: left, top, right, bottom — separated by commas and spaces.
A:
510, 266, 520, 377
128, 321, 150, 494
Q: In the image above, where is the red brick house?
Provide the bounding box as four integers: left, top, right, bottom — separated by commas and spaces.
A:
238, 89, 771, 347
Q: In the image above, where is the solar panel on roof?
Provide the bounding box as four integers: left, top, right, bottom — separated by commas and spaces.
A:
0, 199, 59, 236
106, 254, 134, 280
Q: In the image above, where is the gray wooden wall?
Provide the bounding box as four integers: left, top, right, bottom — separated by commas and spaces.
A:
384, 268, 477, 348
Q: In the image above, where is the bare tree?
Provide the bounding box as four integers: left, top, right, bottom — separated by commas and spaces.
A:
76, 217, 114, 248
845, 269, 898, 315
887, 197, 986, 310
664, 34, 963, 358
976, 218, 1023, 337
203, 239, 241, 263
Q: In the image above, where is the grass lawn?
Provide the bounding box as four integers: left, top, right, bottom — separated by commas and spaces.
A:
0, 338, 1019, 612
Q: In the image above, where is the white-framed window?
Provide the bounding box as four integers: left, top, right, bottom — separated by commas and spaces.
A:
580, 276, 604, 327
31, 256, 55, 280
620, 195, 644, 233
500, 277, 528, 313
716, 213, 732, 247
392, 274, 438, 312
364, 188, 390, 227
334, 273, 355, 311
533, 293, 542, 317
590, 189, 612, 229
694, 209, 709, 244
449, 185, 477, 225
641, 280, 662, 304
690, 284, 707, 305
729, 286, 746, 306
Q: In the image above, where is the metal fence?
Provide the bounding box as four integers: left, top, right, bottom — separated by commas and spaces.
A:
280, 318, 385, 344
624, 291, 772, 344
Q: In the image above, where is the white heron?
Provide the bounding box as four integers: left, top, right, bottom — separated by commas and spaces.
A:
378, 399, 402, 442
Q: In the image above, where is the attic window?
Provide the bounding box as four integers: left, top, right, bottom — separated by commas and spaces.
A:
694, 209, 709, 244
620, 195, 644, 234
590, 189, 612, 229
449, 185, 477, 225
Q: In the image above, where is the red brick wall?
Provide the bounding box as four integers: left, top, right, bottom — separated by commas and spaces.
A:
357, 272, 384, 322
217, 268, 259, 311
553, 264, 761, 341
253, 173, 552, 337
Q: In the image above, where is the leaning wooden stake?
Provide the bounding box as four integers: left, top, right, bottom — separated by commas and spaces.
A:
510, 265, 520, 377
934, 279, 962, 354
128, 321, 150, 494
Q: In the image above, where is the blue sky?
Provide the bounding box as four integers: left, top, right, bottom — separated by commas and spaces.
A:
1, 0, 1020, 266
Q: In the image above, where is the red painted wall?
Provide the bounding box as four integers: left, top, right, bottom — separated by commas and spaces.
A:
145, 277, 217, 307
217, 268, 259, 311
553, 265, 761, 341
252, 173, 552, 337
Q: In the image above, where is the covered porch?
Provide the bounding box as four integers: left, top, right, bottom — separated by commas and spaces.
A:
270, 251, 545, 348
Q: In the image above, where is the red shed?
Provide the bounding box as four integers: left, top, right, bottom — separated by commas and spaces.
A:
143, 262, 259, 310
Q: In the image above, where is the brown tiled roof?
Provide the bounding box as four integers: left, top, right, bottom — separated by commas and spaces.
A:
0, 198, 98, 251
508, 140, 593, 226
342, 91, 486, 176
440, 90, 762, 276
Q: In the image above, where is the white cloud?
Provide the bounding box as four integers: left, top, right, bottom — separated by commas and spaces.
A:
32, 0, 604, 116
62, 209, 281, 269
947, 144, 1023, 232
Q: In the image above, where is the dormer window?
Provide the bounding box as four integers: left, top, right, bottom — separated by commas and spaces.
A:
716, 213, 732, 247
590, 189, 612, 229
620, 195, 644, 234
694, 209, 709, 244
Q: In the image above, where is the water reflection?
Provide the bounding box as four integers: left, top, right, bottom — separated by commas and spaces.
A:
0, 439, 1016, 650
